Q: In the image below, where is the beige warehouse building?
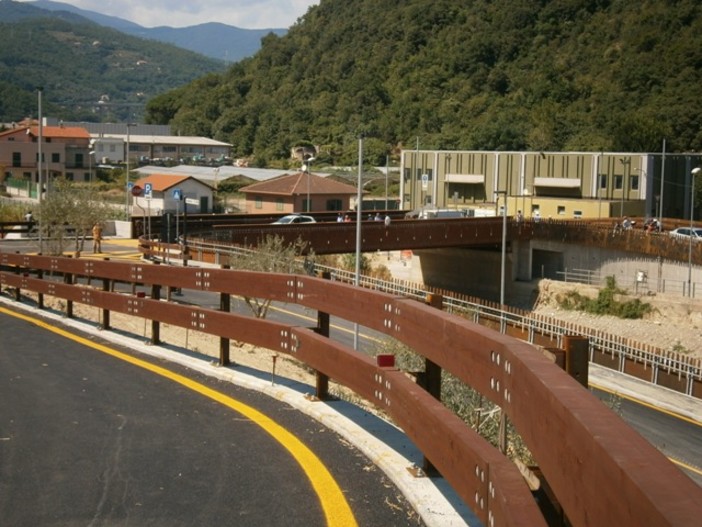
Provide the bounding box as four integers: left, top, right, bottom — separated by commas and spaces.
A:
400, 150, 702, 221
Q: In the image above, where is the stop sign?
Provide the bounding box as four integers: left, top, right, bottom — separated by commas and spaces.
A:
131, 185, 143, 196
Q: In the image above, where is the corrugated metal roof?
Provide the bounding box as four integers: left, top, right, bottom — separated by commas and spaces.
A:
134, 165, 322, 183
99, 134, 230, 146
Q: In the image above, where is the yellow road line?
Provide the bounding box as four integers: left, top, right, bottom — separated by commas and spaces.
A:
265, 303, 384, 344
0, 305, 358, 527
590, 382, 702, 428
590, 382, 702, 477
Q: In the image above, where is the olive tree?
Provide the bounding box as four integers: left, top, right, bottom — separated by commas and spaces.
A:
226, 235, 313, 318
36, 178, 112, 256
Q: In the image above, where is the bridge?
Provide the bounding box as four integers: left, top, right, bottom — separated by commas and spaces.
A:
1, 252, 701, 526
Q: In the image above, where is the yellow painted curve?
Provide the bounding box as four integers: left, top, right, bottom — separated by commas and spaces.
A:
0, 305, 358, 527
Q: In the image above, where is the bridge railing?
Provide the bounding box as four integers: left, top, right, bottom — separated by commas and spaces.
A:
2, 252, 701, 526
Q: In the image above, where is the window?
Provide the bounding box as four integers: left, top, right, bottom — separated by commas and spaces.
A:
255, 197, 262, 209
52, 153, 60, 163
573, 210, 583, 218
557, 206, 565, 216
326, 199, 342, 211
614, 175, 623, 190
599, 174, 607, 189
630, 175, 639, 191
12, 152, 21, 167
276, 198, 284, 211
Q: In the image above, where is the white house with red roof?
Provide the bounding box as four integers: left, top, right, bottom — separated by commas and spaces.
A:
132, 173, 214, 215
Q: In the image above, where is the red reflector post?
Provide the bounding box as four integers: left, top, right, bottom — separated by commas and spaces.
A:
376, 354, 395, 368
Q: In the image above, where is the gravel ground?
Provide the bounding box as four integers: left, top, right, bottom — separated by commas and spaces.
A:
530, 279, 702, 359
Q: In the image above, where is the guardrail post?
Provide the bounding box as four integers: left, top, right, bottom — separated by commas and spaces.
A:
11, 252, 21, 301
418, 292, 443, 476
101, 273, 111, 330
314, 271, 331, 400
562, 335, 589, 388
37, 266, 44, 309
64, 259, 73, 318
150, 262, 161, 345
219, 264, 231, 366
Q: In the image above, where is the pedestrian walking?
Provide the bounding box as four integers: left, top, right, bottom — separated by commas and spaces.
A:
92, 223, 103, 253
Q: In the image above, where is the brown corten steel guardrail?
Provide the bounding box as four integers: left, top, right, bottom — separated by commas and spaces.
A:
2, 252, 702, 526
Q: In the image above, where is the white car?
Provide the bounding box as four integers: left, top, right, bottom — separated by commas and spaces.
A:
669, 227, 702, 239
271, 214, 316, 224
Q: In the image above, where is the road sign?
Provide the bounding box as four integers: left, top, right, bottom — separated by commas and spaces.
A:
421, 173, 429, 190
131, 184, 142, 197
144, 183, 153, 200
185, 198, 199, 206
173, 188, 182, 201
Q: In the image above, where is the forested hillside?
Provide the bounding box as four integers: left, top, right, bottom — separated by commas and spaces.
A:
0, 1, 225, 123
145, 0, 702, 166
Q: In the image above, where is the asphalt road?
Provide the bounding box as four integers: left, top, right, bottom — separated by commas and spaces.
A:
0, 309, 425, 527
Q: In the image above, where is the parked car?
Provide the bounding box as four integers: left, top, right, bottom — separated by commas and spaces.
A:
271, 214, 316, 224
669, 227, 702, 239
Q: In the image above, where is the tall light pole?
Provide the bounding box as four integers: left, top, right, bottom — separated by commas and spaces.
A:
125, 123, 135, 219
689, 167, 700, 297
495, 190, 507, 328
385, 154, 389, 210
659, 139, 666, 227
353, 136, 363, 350
303, 156, 315, 213
633, 167, 647, 214
37, 87, 44, 253
89, 150, 95, 185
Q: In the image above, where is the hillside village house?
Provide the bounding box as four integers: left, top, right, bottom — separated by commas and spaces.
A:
401, 149, 702, 221
0, 120, 233, 196
239, 172, 358, 214
0, 123, 93, 190
131, 174, 214, 216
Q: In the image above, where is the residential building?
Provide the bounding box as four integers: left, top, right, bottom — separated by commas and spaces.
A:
0, 122, 92, 188
132, 174, 214, 215
239, 172, 358, 214
400, 149, 702, 220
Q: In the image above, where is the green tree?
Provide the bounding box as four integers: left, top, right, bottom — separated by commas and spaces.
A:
226, 235, 313, 318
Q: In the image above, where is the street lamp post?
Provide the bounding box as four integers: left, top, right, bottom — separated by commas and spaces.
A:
125, 123, 135, 219
303, 156, 315, 213
354, 137, 363, 350
689, 167, 700, 297
37, 87, 44, 253
89, 150, 95, 185
495, 190, 507, 324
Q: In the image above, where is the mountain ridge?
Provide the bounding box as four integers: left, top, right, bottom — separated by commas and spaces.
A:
0, 1, 227, 123
31, 0, 287, 61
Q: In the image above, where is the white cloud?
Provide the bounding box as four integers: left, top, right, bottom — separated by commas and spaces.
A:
24, 0, 319, 29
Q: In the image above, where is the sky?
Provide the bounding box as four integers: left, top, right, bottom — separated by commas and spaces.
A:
20, 0, 320, 29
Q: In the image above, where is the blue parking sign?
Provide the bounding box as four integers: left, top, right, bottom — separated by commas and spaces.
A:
173, 188, 182, 200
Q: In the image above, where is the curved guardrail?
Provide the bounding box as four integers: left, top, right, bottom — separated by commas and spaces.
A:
1, 251, 700, 526
139, 235, 702, 399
